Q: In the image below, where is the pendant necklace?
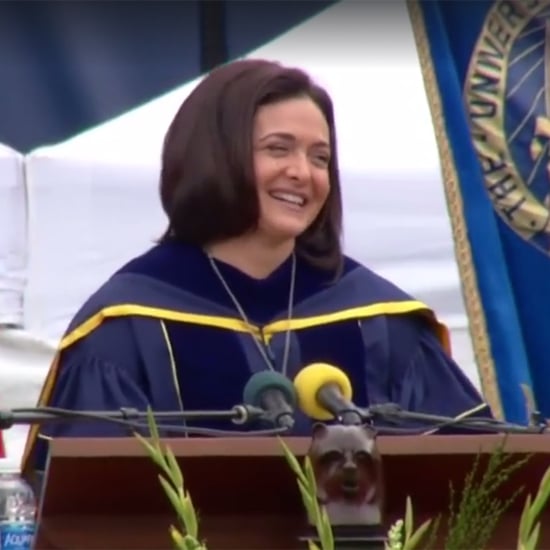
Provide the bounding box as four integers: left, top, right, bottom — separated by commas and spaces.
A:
207, 253, 296, 377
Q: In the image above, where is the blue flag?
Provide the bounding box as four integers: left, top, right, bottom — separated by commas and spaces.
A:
409, 0, 550, 424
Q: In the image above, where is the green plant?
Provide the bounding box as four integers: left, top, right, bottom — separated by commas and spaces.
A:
517, 465, 550, 550
422, 513, 441, 550
134, 413, 550, 550
444, 437, 530, 550
385, 496, 438, 550
279, 437, 334, 550
134, 408, 205, 550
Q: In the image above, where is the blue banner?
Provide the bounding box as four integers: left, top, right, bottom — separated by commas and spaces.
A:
409, 0, 550, 424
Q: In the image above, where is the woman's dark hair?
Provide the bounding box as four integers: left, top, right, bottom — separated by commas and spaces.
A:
159, 58, 343, 273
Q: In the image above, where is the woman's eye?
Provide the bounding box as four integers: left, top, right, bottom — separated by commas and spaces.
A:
267, 144, 287, 153
313, 154, 330, 166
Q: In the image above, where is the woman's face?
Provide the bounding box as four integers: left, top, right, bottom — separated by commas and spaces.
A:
252, 96, 331, 245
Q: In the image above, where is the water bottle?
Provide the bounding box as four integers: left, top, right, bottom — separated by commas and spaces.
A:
0, 471, 36, 550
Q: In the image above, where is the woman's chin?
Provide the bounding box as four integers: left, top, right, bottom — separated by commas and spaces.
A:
259, 220, 308, 242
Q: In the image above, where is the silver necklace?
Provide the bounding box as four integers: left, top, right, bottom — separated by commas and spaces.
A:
207, 253, 296, 376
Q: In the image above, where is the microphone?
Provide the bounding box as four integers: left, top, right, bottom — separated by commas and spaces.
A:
242, 371, 297, 430
291, 364, 548, 435
293, 363, 364, 425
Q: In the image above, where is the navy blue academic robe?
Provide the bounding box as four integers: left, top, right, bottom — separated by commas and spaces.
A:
22, 240, 490, 474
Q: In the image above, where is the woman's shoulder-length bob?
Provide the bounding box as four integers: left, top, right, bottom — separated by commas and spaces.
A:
159, 58, 343, 273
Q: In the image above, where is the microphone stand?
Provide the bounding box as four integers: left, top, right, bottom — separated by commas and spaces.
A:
0, 404, 267, 430
360, 403, 549, 435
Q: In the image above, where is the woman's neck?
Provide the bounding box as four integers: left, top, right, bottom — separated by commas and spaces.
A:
206, 234, 295, 279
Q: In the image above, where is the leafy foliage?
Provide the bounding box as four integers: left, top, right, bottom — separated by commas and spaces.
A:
134, 408, 205, 550
133, 415, 550, 550
517, 466, 550, 550
385, 496, 437, 550
445, 439, 530, 550
279, 437, 334, 550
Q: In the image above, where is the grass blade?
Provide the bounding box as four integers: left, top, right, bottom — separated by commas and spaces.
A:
526, 521, 541, 550
404, 495, 413, 540
304, 456, 318, 496
169, 525, 187, 550
146, 406, 161, 441
181, 493, 199, 539
404, 518, 432, 550
166, 446, 184, 489
319, 506, 335, 550
527, 466, 550, 527
518, 493, 532, 543
279, 437, 308, 485
159, 475, 186, 522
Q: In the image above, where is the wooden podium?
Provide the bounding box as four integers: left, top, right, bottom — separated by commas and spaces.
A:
33, 434, 550, 549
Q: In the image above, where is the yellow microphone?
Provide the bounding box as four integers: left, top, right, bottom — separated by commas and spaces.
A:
293, 363, 363, 424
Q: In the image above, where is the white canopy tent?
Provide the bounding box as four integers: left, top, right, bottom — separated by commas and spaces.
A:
0, 144, 27, 328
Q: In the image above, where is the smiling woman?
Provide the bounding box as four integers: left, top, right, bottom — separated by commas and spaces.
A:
22, 59, 491, 482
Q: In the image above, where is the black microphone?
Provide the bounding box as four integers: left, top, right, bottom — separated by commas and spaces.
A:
242, 371, 297, 430
293, 363, 365, 425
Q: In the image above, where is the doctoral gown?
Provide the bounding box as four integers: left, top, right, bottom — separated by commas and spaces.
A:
22, 240, 490, 475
